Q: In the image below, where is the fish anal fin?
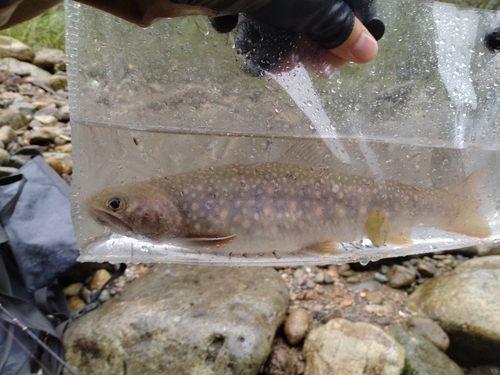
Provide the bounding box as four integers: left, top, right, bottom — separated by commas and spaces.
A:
186, 234, 238, 248
442, 171, 492, 238
365, 209, 389, 246
299, 239, 341, 255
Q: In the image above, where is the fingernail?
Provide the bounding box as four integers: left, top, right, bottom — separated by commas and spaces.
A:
352, 31, 378, 62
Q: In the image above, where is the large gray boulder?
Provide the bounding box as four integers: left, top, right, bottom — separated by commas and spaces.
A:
303, 318, 405, 375
63, 264, 289, 375
409, 256, 500, 366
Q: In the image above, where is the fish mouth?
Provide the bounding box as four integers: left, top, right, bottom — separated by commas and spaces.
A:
88, 208, 133, 233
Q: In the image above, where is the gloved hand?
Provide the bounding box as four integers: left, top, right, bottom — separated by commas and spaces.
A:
204, 0, 385, 77
206, 0, 384, 51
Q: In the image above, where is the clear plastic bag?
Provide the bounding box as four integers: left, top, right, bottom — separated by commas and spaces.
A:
65, 0, 500, 265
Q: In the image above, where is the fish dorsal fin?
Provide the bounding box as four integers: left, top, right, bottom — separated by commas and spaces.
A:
185, 234, 238, 248
278, 140, 334, 168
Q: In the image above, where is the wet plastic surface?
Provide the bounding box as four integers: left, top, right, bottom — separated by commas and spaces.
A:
66, 0, 500, 264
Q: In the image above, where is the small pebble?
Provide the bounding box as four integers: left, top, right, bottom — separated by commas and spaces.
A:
345, 275, 360, 283
388, 265, 416, 288
97, 289, 110, 303
293, 268, 305, 279
380, 265, 391, 274
417, 259, 437, 277
409, 316, 450, 351
326, 265, 339, 278
90, 269, 112, 290
67, 296, 86, 312
63, 282, 83, 297
373, 272, 388, 283
323, 273, 334, 284
305, 280, 316, 289
314, 272, 325, 284
284, 308, 310, 345
305, 290, 319, 300
45, 157, 63, 175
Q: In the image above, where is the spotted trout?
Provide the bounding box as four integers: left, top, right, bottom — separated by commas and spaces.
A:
86, 163, 491, 255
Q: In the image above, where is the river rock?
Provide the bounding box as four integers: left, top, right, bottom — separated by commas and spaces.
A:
0, 36, 34, 62
0, 148, 10, 165
89, 269, 111, 291
409, 316, 449, 351
9, 100, 35, 115
388, 265, 416, 288
33, 48, 66, 73
303, 318, 405, 375
0, 108, 27, 129
0, 125, 15, 145
388, 325, 463, 375
284, 308, 310, 345
64, 264, 289, 375
408, 256, 500, 366
43, 74, 67, 91
0, 58, 52, 79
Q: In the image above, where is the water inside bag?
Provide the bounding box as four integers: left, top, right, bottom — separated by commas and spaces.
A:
66, 0, 500, 265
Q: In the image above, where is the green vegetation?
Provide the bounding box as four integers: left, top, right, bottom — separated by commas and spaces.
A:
401, 360, 415, 375
0, 4, 65, 50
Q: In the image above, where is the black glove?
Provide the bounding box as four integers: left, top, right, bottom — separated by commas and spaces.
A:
204, 0, 384, 76
178, 0, 384, 50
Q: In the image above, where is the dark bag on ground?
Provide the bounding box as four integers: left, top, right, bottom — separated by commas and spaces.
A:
0, 156, 80, 375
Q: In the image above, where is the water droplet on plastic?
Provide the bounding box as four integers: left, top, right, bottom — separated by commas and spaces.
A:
140, 246, 151, 253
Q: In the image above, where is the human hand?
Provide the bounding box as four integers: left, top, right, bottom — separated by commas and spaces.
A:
208, 0, 384, 76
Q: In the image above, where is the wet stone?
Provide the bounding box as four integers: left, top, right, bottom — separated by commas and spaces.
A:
89, 269, 111, 291
293, 268, 305, 279
0, 148, 10, 165
68, 296, 86, 313
284, 308, 310, 345
305, 280, 316, 289
417, 260, 437, 277
323, 273, 334, 284
389, 325, 463, 375
0, 36, 35, 62
33, 114, 58, 125
345, 275, 361, 283
33, 48, 66, 73
303, 318, 405, 375
0, 166, 17, 176
64, 264, 288, 375
388, 265, 416, 288
304, 290, 319, 300
409, 316, 450, 351
63, 283, 84, 297
409, 256, 500, 366
9, 100, 35, 115
314, 272, 324, 284
373, 272, 389, 283
0, 108, 27, 129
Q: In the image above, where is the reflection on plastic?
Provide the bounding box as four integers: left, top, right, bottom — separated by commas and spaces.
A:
66, 0, 500, 264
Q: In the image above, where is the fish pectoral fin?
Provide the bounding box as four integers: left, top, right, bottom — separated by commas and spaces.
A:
185, 234, 238, 248
386, 229, 413, 246
299, 239, 341, 255
365, 209, 389, 246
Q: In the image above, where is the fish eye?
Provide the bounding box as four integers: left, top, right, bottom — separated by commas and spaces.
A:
107, 197, 124, 212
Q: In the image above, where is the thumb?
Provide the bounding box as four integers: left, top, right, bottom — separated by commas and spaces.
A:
329, 17, 378, 64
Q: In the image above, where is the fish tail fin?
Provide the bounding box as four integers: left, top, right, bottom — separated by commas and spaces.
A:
442, 170, 491, 238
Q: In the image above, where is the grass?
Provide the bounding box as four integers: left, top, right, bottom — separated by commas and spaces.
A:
0, 4, 65, 51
